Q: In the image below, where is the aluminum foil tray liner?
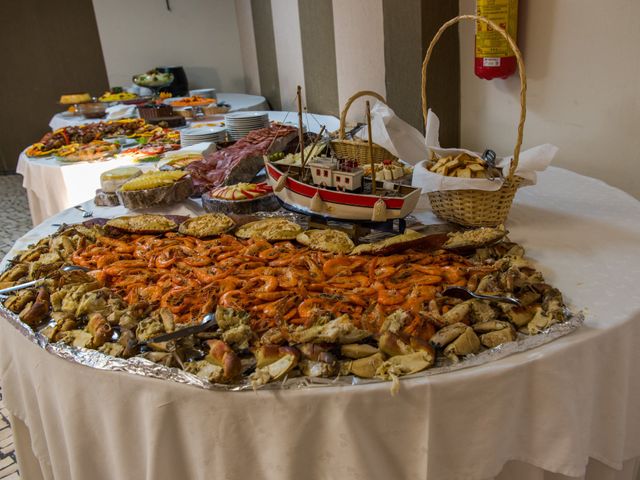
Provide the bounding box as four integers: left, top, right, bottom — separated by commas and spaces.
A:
0, 302, 583, 393
0, 211, 584, 392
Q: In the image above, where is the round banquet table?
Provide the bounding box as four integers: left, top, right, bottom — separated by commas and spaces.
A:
1, 167, 640, 480
18, 111, 340, 226
48, 93, 270, 131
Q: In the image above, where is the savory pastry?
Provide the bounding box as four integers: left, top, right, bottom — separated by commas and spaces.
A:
350, 229, 424, 255
443, 226, 507, 249
235, 218, 302, 240
178, 214, 236, 238
106, 215, 177, 234
296, 229, 354, 254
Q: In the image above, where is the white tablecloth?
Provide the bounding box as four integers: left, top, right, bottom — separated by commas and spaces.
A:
48, 93, 269, 131
19, 111, 340, 225
1, 167, 640, 480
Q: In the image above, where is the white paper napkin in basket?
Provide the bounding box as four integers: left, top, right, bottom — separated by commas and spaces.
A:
353, 101, 429, 165
412, 110, 558, 193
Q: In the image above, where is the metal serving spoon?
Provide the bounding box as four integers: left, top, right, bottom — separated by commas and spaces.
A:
73, 205, 94, 218
443, 285, 521, 306
0, 265, 91, 295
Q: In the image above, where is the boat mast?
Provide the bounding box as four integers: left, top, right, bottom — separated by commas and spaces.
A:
297, 85, 305, 173
365, 100, 376, 195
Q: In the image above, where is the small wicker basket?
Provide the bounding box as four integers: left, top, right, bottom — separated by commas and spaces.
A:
423, 15, 527, 227
331, 90, 398, 165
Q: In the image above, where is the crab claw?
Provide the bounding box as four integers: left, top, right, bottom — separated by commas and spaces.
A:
349, 352, 385, 378
19, 287, 50, 327
206, 339, 242, 381
525, 306, 559, 335
443, 327, 481, 362
479, 326, 517, 348
441, 302, 471, 325
378, 331, 413, 357
297, 344, 338, 377
299, 343, 327, 361
472, 320, 512, 334
250, 345, 300, 386
300, 358, 339, 377
86, 312, 112, 347
375, 349, 435, 385
429, 322, 468, 349
340, 343, 379, 359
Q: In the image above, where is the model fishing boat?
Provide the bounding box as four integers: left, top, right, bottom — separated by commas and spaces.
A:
264, 87, 420, 222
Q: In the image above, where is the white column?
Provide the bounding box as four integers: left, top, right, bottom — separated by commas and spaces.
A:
332, 0, 386, 122
234, 0, 261, 95
271, 0, 307, 111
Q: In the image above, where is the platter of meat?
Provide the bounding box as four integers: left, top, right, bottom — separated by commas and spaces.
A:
187, 124, 298, 194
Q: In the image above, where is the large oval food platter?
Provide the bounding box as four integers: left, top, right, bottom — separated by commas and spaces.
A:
0, 211, 582, 392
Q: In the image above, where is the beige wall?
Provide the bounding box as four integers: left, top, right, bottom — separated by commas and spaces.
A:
92, 0, 246, 92
458, 0, 640, 198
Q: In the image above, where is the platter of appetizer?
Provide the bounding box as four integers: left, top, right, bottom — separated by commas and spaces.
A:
0, 213, 581, 391
24, 119, 173, 158
56, 141, 119, 163
166, 96, 216, 107
202, 182, 279, 214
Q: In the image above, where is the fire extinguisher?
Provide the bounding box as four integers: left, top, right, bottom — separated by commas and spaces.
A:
475, 0, 518, 80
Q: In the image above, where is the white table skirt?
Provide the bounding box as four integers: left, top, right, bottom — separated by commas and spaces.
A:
1, 167, 640, 480
48, 93, 269, 130
18, 111, 340, 226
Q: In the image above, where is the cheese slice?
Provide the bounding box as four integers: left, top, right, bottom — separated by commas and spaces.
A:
100, 167, 142, 193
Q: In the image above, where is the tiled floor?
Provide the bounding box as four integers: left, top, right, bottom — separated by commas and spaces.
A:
0, 174, 30, 479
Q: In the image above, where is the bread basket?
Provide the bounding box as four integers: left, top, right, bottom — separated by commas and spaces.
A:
423, 15, 527, 226
331, 90, 398, 165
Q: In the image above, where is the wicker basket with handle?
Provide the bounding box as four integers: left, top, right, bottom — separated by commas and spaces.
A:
423, 14, 527, 227
331, 90, 398, 165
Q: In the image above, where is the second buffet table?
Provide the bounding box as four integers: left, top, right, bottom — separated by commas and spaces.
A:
1, 167, 640, 480
48, 93, 270, 131
18, 111, 340, 225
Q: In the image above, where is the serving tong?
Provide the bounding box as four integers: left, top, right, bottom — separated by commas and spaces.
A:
482, 149, 504, 181
443, 285, 521, 306
141, 312, 218, 345
73, 205, 94, 218
0, 265, 90, 296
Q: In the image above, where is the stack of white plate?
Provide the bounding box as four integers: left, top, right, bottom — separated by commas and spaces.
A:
225, 111, 270, 140
180, 126, 227, 147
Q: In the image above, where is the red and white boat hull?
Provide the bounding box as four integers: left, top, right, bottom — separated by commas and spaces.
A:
264, 160, 420, 221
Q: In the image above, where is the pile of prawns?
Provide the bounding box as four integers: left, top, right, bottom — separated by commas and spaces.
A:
71, 232, 494, 341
